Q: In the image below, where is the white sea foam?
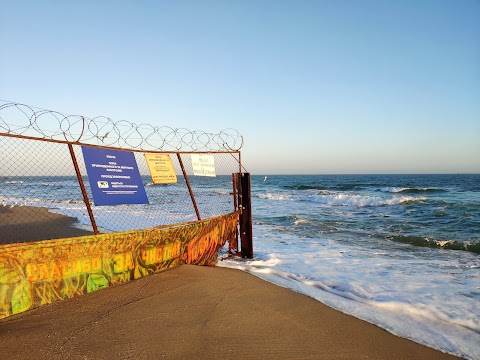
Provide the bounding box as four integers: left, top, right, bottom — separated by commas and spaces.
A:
218, 231, 480, 360
382, 186, 433, 193
37, 181, 78, 187
2, 196, 85, 206
381, 187, 406, 193
4, 180, 77, 187
293, 216, 311, 225
312, 193, 426, 207
436, 240, 454, 247
257, 193, 292, 201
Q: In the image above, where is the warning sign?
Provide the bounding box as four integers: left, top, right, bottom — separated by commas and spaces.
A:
81, 146, 149, 206
144, 154, 178, 184
191, 154, 216, 177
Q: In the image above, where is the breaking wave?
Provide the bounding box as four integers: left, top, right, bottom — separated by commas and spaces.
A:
312, 194, 426, 207
380, 187, 447, 194
384, 235, 480, 254
287, 184, 364, 191
257, 193, 293, 201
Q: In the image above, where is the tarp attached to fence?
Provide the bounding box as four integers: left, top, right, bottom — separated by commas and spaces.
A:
0, 212, 238, 319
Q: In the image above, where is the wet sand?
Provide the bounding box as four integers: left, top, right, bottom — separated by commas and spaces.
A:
0, 207, 460, 359
0, 266, 460, 359
0, 206, 93, 244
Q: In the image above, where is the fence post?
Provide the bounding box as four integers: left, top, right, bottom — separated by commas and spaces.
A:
68, 144, 99, 235
177, 153, 201, 220
230, 173, 240, 253
239, 173, 253, 259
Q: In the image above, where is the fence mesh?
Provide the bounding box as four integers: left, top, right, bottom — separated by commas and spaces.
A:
0, 102, 244, 246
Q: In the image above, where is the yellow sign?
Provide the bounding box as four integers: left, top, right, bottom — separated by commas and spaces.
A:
144, 154, 178, 184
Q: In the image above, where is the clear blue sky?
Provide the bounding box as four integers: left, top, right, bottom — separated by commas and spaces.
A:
1, 0, 479, 174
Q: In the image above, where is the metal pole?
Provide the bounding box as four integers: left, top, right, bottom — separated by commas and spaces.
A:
232, 173, 239, 213
230, 173, 240, 253
68, 143, 99, 235
239, 173, 253, 258
177, 153, 201, 220
238, 152, 242, 176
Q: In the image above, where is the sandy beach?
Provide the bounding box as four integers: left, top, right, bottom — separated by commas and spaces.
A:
0, 265, 460, 359
0, 206, 93, 244
0, 207, 460, 359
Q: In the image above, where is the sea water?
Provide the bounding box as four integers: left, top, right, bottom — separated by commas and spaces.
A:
219, 175, 480, 360
1, 174, 479, 359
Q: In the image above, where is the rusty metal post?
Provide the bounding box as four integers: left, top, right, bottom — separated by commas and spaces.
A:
231, 173, 237, 212
177, 153, 201, 220
239, 173, 253, 258
68, 144, 99, 235
230, 173, 240, 253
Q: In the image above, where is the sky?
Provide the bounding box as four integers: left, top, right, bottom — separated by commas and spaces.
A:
1, 0, 479, 174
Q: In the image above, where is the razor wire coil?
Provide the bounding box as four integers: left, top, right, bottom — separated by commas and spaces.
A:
0, 101, 243, 152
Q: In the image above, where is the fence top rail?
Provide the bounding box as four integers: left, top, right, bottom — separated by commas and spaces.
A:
0, 101, 243, 152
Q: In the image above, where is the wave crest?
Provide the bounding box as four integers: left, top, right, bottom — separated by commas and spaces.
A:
380, 187, 446, 194
385, 235, 480, 254
313, 194, 426, 207
257, 193, 292, 201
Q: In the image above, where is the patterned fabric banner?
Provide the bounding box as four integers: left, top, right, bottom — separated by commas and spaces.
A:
0, 212, 238, 319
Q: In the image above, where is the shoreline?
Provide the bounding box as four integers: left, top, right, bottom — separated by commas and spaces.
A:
0, 206, 461, 359
0, 265, 459, 359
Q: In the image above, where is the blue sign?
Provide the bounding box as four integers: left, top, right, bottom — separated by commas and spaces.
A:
81, 146, 149, 206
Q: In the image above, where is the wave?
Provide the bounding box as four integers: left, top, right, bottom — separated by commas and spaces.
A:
254, 215, 339, 234
257, 191, 427, 207
286, 184, 364, 191
228, 261, 480, 336
1, 196, 86, 206
380, 187, 447, 194
39, 181, 79, 187
285, 184, 447, 195
3, 180, 79, 188
385, 235, 480, 254
293, 215, 311, 225
312, 194, 426, 207
255, 214, 309, 227
257, 193, 292, 201
255, 215, 344, 235
46, 198, 86, 205
305, 278, 480, 333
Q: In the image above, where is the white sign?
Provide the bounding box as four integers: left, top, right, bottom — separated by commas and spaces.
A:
191, 154, 216, 177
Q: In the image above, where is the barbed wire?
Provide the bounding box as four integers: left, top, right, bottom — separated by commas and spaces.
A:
0, 100, 243, 152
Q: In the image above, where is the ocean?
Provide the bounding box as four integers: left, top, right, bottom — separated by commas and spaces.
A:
1, 174, 479, 359
219, 174, 479, 360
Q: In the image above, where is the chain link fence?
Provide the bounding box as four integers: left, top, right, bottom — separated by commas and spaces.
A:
0, 102, 244, 246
